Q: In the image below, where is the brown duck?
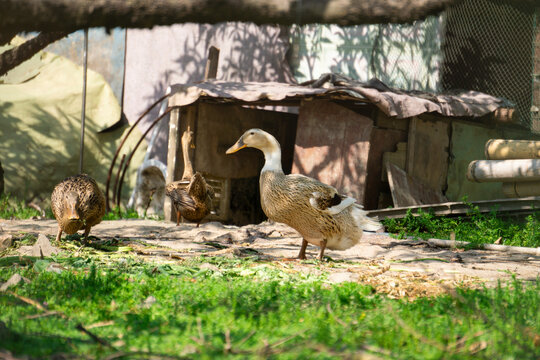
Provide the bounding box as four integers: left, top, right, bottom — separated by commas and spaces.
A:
51, 174, 106, 243
166, 172, 214, 227
226, 128, 382, 260
165, 130, 214, 227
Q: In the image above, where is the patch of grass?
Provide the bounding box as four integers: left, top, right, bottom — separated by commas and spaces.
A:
383, 204, 539, 248
0, 193, 44, 219
0, 195, 146, 221
0, 257, 538, 359
103, 207, 143, 220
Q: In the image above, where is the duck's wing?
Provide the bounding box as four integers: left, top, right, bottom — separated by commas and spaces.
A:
167, 188, 197, 212
187, 173, 210, 199
309, 192, 358, 215
284, 174, 357, 215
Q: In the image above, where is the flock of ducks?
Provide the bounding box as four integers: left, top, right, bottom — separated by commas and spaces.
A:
51, 128, 381, 260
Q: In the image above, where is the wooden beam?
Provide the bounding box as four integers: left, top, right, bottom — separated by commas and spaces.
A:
367, 196, 540, 219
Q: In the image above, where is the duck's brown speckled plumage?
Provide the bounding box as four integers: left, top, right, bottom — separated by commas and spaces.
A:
227, 128, 382, 260
51, 174, 105, 242
165, 172, 214, 227
260, 170, 363, 251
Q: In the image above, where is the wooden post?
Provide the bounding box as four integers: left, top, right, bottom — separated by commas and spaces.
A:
204, 46, 220, 80
164, 107, 181, 222
164, 46, 220, 222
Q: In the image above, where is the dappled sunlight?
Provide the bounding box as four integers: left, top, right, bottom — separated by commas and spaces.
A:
289, 17, 442, 92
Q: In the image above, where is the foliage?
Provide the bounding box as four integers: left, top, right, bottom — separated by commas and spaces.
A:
0, 194, 145, 221
0, 193, 48, 219
0, 256, 538, 359
383, 204, 539, 248
102, 206, 141, 220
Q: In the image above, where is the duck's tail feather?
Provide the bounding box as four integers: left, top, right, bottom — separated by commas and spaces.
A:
351, 206, 383, 232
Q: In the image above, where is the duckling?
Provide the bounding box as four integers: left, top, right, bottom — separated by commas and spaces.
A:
51, 174, 106, 243
226, 128, 382, 260
166, 172, 214, 227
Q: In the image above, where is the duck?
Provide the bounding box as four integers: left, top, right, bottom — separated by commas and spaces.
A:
51, 174, 106, 243
226, 128, 382, 260
165, 172, 215, 227
165, 129, 214, 227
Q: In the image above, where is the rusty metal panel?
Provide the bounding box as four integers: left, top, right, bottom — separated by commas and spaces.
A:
292, 100, 373, 204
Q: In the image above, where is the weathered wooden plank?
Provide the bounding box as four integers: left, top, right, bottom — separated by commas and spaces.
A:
387, 163, 447, 207
367, 196, 540, 219
292, 100, 373, 203
406, 117, 450, 193
381, 142, 407, 181
364, 129, 407, 209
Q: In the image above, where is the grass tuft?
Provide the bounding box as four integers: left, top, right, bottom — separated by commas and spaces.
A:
383, 203, 539, 248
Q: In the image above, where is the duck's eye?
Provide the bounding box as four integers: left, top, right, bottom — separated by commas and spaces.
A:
249, 132, 254, 135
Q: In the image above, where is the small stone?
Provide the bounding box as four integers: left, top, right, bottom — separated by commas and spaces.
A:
141, 295, 157, 309
30, 234, 60, 257
0, 234, 13, 251
46, 263, 64, 273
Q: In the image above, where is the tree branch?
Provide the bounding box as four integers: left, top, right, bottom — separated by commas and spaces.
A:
0, 0, 460, 34
0, 31, 68, 76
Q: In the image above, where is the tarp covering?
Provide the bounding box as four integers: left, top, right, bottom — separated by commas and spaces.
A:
0, 39, 146, 203
169, 74, 513, 119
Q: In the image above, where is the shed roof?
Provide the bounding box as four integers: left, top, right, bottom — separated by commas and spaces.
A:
168, 74, 513, 120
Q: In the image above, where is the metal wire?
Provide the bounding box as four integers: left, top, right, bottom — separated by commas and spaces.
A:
440, 0, 538, 132
79, 28, 88, 173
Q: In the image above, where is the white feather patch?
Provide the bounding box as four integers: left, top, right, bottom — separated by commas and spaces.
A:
325, 196, 357, 214
311, 195, 357, 215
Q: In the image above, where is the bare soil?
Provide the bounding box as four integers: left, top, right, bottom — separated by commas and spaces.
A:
1, 219, 539, 299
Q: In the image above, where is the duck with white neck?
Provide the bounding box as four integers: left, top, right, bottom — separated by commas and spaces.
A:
226, 128, 382, 260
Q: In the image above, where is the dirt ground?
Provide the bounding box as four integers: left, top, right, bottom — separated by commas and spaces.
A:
1, 218, 539, 299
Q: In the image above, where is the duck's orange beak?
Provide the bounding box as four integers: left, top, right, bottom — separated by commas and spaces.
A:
226, 138, 246, 154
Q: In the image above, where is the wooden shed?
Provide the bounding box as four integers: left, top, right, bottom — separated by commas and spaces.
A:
164, 75, 524, 225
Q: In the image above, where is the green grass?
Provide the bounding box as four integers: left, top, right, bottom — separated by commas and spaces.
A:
102, 206, 141, 220
1, 256, 538, 359
0, 193, 48, 219
0, 194, 143, 220
383, 204, 540, 248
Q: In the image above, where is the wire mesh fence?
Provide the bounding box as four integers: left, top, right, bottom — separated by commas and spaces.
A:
440, 0, 538, 133
288, 0, 539, 133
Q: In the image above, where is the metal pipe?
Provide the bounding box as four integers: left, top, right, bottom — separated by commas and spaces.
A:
115, 108, 173, 208
104, 91, 171, 210
79, 28, 88, 174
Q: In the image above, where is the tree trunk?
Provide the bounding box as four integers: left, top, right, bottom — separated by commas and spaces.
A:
0, 0, 461, 34
0, 31, 18, 47
0, 32, 68, 77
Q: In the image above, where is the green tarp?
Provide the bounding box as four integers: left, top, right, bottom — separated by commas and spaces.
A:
0, 38, 146, 205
